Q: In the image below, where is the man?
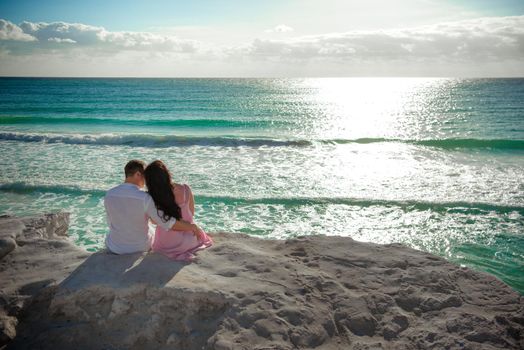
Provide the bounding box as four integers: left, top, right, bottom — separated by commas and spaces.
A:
104, 160, 203, 254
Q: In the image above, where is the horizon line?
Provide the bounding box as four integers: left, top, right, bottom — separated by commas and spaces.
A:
1, 75, 523, 79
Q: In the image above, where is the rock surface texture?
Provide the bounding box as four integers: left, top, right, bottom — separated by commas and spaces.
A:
0, 213, 522, 349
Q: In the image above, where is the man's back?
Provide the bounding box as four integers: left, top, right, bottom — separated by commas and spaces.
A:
104, 183, 152, 254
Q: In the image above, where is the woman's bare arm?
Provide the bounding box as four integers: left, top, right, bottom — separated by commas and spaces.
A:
188, 185, 195, 216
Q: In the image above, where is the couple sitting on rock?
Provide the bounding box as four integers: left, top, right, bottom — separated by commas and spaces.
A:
104, 159, 212, 261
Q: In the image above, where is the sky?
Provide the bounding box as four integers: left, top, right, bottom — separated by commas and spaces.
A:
0, 0, 523, 77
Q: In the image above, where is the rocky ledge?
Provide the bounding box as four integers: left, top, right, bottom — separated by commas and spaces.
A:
0, 213, 522, 349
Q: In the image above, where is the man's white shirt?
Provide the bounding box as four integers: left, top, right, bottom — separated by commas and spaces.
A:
104, 183, 176, 254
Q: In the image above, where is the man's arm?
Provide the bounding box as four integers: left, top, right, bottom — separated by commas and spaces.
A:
172, 219, 197, 232
145, 196, 204, 239
145, 197, 177, 230
171, 220, 205, 241
171, 220, 204, 241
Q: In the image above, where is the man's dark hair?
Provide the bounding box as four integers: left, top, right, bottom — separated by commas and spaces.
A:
124, 160, 146, 178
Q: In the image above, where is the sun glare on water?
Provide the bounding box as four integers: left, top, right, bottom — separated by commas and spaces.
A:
295, 77, 457, 141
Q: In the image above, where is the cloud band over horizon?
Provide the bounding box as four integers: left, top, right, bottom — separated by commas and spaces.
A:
1, 16, 523, 77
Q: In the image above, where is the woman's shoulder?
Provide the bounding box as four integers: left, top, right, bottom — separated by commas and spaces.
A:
173, 182, 191, 190
172, 183, 192, 197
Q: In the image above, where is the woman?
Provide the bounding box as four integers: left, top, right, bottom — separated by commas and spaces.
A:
144, 160, 212, 261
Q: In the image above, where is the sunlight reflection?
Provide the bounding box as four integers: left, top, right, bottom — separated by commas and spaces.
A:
299, 77, 456, 140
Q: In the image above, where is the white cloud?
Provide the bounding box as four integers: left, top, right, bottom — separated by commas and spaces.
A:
240, 16, 524, 63
20, 21, 103, 45
0, 16, 523, 77
1, 19, 199, 53
265, 24, 294, 33
98, 30, 198, 52
0, 19, 36, 41
48, 37, 77, 44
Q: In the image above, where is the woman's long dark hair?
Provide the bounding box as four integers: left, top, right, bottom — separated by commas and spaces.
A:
144, 160, 182, 222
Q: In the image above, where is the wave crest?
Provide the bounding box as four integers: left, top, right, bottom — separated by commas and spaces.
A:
0, 132, 311, 147
1, 182, 522, 214
0, 132, 523, 149
0, 116, 280, 128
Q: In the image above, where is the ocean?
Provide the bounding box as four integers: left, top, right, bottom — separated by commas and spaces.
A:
0, 77, 522, 294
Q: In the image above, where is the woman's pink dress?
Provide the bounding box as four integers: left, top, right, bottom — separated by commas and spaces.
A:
152, 184, 212, 261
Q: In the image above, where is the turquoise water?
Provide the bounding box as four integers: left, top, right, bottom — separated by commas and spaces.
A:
0, 77, 523, 294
